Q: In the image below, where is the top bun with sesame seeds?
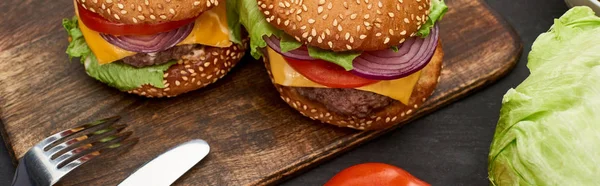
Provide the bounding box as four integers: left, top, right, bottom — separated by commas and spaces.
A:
76, 0, 221, 24
257, 0, 431, 51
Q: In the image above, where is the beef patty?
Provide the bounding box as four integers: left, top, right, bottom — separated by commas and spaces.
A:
122, 45, 195, 67
294, 87, 395, 118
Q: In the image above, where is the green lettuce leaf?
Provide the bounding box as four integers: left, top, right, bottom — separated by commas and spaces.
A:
280, 34, 303, 53
488, 7, 600, 186
226, 0, 243, 44
63, 17, 90, 60
417, 0, 448, 37
307, 47, 361, 70
62, 17, 174, 91
229, 0, 284, 59
84, 56, 175, 90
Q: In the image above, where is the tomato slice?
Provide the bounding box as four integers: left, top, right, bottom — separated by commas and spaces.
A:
325, 163, 430, 186
283, 57, 379, 88
77, 3, 197, 36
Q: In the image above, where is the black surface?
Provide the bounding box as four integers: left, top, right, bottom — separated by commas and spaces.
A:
0, 0, 570, 185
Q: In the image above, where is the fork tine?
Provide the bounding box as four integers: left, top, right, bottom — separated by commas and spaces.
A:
53, 131, 133, 168
45, 124, 127, 159
59, 138, 138, 174
40, 116, 121, 150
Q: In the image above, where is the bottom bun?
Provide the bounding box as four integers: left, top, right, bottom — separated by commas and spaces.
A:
128, 39, 248, 98
264, 41, 444, 130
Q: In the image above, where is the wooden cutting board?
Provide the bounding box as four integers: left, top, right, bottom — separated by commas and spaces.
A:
0, 0, 521, 185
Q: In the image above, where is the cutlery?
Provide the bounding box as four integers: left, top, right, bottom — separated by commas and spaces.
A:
118, 139, 210, 186
11, 116, 136, 186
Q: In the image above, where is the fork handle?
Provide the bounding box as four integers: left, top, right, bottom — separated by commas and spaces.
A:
12, 160, 36, 186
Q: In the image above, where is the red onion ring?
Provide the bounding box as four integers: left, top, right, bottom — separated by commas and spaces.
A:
264, 35, 317, 60
351, 25, 439, 80
263, 25, 439, 81
100, 23, 194, 53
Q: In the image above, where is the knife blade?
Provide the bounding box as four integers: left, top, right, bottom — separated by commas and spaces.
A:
118, 139, 210, 186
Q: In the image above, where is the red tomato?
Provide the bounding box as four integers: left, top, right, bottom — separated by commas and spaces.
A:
324, 163, 430, 186
283, 57, 379, 88
77, 3, 197, 36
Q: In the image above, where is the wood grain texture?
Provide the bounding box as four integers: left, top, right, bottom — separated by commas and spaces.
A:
0, 0, 521, 185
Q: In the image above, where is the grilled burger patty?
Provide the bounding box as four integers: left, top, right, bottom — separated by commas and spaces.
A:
122, 45, 195, 68
294, 87, 395, 118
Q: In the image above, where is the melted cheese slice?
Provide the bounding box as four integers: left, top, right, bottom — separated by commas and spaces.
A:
77, 3, 231, 64
267, 48, 422, 104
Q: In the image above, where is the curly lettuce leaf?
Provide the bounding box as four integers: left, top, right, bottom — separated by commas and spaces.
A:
280, 34, 303, 53
83, 56, 175, 90
62, 17, 174, 91
63, 17, 90, 60
417, 0, 448, 37
488, 7, 600, 186
226, 0, 243, 44
307, 47, 361, 71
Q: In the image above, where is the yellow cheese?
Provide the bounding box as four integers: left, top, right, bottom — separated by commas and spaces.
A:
177, 4, 232, 47
77, 3, 231, 64
77, 20, 137, 64
267, 48, 422, 104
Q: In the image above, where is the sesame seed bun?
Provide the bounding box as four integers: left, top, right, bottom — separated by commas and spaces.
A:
128, 39, 248, 98
257, 0, 431, 52
263, 42, 443, 130
76, 0, 220, 24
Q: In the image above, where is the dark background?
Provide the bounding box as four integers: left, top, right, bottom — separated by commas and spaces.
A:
0, 0, 570, 185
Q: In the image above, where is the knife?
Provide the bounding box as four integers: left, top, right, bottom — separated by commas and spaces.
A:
118, 139, 210, 186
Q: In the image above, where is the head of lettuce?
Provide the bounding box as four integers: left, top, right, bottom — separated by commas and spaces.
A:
488, 7, 600, 185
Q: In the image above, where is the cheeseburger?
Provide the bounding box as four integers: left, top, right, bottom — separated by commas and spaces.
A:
236, 0, 448, 130
63, 0, 247, 97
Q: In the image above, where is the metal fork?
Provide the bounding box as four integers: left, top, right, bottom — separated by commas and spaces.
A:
11, 116, 137, 186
